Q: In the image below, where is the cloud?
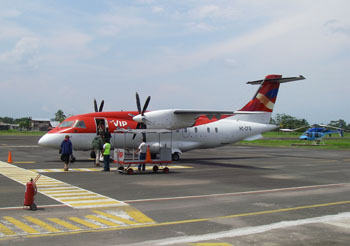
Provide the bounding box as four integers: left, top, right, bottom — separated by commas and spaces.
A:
152, 6, 164, 13
324, 19, 350, 36
0, 36, 40, 70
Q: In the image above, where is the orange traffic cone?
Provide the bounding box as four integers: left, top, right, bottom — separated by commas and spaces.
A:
145, 146, 152, 163
7, 151, 13, 163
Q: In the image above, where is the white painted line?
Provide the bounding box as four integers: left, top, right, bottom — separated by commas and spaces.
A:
132, 212, 350, 245
124, 183, 350, 203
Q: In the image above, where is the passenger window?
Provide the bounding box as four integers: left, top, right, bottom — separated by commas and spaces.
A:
207, 127, 210, 133
215, 127, 218, 133
184, 128, 187, 133
195, 127, 198, 133
74, 121, 86, 128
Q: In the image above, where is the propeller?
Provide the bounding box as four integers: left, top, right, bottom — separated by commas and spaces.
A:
94, 99, 105, 112
133, 93, 151, 141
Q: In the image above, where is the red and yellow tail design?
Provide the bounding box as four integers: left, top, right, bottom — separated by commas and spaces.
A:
240, 74, 282, 112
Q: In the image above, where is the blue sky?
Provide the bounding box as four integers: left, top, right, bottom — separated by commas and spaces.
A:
1, 0, 349, 124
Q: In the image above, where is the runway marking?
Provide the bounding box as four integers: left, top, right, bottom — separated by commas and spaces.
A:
1, 201, 349, 241
0, 206, 155, 239
29, 165, 192, 173
123, 183, 349, 203
14, 161, 36, 164
140, 212, 350, 245
68, 217, 101, 229
23, 216, 61, 233
47, 218, 81, 230
0, 161, 126, 209
3, 216, 39, 234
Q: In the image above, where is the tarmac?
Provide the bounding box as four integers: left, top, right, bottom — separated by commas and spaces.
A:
0, 135, 350, 246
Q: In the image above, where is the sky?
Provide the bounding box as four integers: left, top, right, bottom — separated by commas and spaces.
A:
1, 0, 350, 124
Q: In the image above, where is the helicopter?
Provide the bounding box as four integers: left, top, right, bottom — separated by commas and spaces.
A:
281, 124, 344, 144
299, 125, 344, 144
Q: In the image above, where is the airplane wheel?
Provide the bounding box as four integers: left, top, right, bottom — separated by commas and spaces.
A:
163, 167, 169, 174
172, 153, 180, 161
152, 165, 159, 173
127, 168, 134, 175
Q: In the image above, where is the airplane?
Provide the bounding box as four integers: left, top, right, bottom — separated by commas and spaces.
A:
38, 74, 305, 161
299, 125, 344, 144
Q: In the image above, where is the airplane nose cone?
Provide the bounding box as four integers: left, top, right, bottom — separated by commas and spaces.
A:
38, 134, 50, 146
38, 133, 62, 147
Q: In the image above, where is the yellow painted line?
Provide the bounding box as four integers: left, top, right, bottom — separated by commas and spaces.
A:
47, 218, 81, 230
68, 217, 101, 229
70, 201, 122, 207
44, 190, 90, 195
123, 206, 155, 223
0, 222, 16, 236
93, 210, 137, 225
14, 161, 36, 164
85, 215, 121, 227
5, 200, 350, 241
51, 193, 98, 198
23, 216, 61, 233
60, 197, 109, 202
4, 216, 39, 234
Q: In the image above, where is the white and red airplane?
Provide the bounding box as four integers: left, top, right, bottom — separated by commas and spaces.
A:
38, 74, 305, 161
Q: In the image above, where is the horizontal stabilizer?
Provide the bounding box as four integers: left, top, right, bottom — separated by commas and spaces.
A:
247, 75, 305, 85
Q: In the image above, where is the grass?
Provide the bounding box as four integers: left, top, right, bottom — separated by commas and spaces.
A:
240, 131, 350, 150
0, 130, 45, 136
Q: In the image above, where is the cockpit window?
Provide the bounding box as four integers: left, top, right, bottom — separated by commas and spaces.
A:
74, 121, 86, 128
59, 121, 74, 127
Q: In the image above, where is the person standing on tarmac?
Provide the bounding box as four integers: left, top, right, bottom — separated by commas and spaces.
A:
60, 135, 73, 171
136, 139, 147, 171
92, 134, 103, 166
102, 139, 111, 171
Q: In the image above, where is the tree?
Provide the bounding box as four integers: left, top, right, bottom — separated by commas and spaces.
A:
273, 113, 309, 131
18, 118, 32, 130
54, 110, 66, 122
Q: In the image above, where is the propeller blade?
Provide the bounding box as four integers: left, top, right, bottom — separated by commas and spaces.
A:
99, 100, 104, 112
136, 93, 141, 113
142, 96, 151, 115
94, 99, 98, 112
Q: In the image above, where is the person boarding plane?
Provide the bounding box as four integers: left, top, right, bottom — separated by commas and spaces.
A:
38, 74, 305, 161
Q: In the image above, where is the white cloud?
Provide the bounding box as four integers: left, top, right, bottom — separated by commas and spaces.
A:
152, 6, 164, 13
0, 36, 40, 70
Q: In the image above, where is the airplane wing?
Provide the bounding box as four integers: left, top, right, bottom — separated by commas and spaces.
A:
173, 110, 233, 120
114, 128, 172, 134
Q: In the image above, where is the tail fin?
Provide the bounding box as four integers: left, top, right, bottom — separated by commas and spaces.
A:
233, 75, 305, 123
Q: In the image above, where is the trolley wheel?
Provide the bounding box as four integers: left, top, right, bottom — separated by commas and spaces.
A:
172, 152, 180, 161
118, 166, 124, 173
152, 165, 159, 173
127, 168, 134, 175
163, 167, 169, 174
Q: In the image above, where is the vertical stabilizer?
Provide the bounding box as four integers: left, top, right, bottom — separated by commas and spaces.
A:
233, 74, 305, 123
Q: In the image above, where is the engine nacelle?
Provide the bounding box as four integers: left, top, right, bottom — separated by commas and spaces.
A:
133, 109, 196, 130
